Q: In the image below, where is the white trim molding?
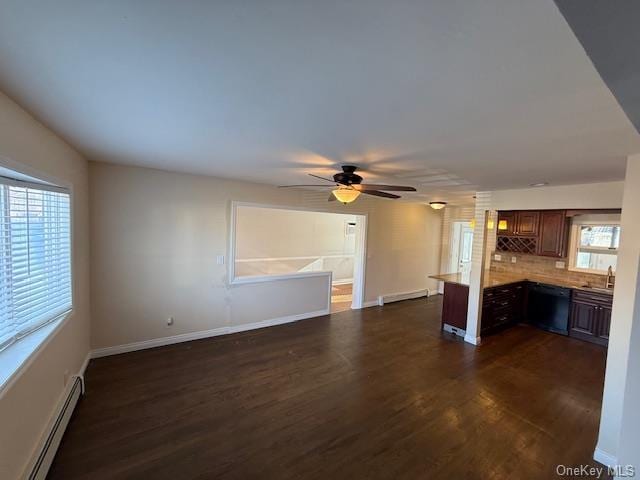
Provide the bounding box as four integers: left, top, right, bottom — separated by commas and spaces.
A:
0, 312, 73, 399
91, 308, 330, 359
228, 201, 368, 310
464, 334, 482, 346
361, 299, 382, 308
593, 447, 618, 468
229, 270, 332, 286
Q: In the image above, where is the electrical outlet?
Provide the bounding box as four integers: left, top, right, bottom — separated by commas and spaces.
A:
555, 261, 565, 269
63, 369, 69, 386
216, 255, 225, 265
511, 257, 517, 263
494, 254, 502, 261
167, 317, 174, 327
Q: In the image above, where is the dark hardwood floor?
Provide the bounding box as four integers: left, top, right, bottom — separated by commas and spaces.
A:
48, 296, 608, 479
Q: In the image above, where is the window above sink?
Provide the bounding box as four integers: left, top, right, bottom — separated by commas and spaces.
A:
568, 215, 621, 275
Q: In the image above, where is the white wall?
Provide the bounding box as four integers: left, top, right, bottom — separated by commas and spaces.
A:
0, 91, 91, 479
235, 206, 356, 281
236, 206, 356, 258
490, 181, 624, 210
597, 154, 640, 467
439, 206, 475, 274
90, 162, 443, 350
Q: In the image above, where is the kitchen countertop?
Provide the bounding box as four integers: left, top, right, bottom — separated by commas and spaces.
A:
429, 271, 614, 295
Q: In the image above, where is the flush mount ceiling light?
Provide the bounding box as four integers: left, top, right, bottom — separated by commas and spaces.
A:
331, 186, 361, 204
429, 201, 447, 210
529, 182, 549, 187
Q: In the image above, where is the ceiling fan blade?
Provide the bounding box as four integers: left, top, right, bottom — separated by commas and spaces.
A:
278, 184, 334, 188
308, 173, 337, 183
354, 184, 416, 192
328, 193, 337, 202
361, 190, 401, 199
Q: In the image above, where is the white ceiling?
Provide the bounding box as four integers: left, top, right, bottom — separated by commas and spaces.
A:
0, 0, 639, 205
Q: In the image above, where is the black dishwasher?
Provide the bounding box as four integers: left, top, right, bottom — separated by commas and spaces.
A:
527, 283, 571, 335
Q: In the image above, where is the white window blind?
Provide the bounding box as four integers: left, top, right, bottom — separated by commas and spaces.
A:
0, 178, 72, 351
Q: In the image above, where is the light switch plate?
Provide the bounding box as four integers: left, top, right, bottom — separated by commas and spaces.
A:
216, 255, 225, 265
494, 254, 502, 261
555, 261, 565, 269
511, 257, 517, 263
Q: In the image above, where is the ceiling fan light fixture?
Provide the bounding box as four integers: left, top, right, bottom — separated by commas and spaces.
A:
429, 201, 447, 210
332, 186, 361, 204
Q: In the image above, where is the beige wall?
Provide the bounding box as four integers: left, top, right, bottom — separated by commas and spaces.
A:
236, 206, 356, 259
0, 92, 91, 479
90, 162, 443, 350
235, 206, 357, 280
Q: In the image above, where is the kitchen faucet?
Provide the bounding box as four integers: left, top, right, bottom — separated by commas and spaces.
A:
606, 266, 615, 289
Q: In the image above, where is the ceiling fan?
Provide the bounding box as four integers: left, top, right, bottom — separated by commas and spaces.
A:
278, 165, 416, 204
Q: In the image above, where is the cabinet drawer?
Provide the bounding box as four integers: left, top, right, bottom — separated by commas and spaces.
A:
572, 290, 613, 307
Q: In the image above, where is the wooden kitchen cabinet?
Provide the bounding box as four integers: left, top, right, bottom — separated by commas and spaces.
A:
515, 211, 540, 236
496, 209, 569, 257
497, 211, 539, 237
442, 282, 469, 330
569, 290, 613, 346
597, 304, 612, 343
481, 282, 525, 334
497, 211, 517, 236
537, 210, 569, 257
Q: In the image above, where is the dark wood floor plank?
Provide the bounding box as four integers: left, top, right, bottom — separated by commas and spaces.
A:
47, 296, 607, 480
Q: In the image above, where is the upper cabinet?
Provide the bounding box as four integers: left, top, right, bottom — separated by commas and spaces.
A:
516, 211, 540, 236
497, 211, 517, 236
496, 209, 569, 258
537, 210, 569, 258
497, 211, 540, 237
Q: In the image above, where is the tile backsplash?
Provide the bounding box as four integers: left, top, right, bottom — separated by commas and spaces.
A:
490, 252, 609, 288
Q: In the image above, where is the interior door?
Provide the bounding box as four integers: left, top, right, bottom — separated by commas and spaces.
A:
458, 225, 474, 275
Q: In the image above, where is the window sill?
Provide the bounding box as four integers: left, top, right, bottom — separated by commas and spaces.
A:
0, 311, 71, 398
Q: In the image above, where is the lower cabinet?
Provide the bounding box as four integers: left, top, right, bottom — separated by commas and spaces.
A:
478, 281, 612, 346
481, 282, 526, 334
442, 282, 469, 330
569, 290, 612, 346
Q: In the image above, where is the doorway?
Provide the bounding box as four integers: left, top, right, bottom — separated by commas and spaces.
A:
231, 203, 367, 313
450, 221, 474, 276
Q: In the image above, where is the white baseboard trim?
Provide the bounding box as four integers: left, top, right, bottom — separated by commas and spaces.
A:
332, 278, 354, 286
379, 289, 429, 305
464, 334, 482, 346
362, 299, 382, 308
90, 308, 330, 359
593, 446, 618, 468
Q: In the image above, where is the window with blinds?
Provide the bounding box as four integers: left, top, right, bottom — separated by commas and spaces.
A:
0, 179, 72, 351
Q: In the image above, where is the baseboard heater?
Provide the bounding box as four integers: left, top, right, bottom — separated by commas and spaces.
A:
378, 289, 430, 305
28, 376, 83, 480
